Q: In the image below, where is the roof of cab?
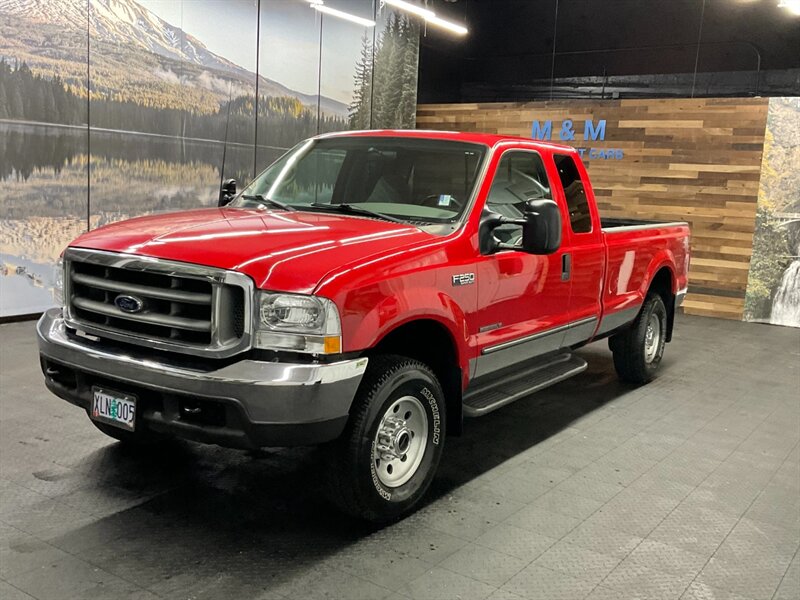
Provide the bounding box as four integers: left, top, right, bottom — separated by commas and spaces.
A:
316, 129, 578, 153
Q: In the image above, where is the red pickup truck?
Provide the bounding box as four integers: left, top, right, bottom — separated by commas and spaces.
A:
38, 130, 689, 521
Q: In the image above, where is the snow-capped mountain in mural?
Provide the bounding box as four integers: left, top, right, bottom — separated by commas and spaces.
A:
5, 0, 245, 73
0, 0, 348, 116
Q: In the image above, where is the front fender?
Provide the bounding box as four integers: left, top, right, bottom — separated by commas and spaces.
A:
341, 286, 470, 372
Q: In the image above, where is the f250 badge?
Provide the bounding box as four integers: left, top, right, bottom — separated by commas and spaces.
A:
452, 273, 475, 286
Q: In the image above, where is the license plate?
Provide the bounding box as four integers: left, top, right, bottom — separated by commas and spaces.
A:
91, 387, 137, 431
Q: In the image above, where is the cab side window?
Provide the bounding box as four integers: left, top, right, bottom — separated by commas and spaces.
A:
485, 151, 552, 245
487, 151, 550, 211
554, 154, 592, 233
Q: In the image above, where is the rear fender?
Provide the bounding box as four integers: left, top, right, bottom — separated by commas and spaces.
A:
642, 254, 678, 342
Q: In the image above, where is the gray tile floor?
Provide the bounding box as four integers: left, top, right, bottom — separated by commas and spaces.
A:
1, 314, 798, 600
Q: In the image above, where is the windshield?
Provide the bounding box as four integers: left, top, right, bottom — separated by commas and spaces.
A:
233, 136, 486, 224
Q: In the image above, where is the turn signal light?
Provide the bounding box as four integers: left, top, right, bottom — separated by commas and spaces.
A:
324, 336, 342, 354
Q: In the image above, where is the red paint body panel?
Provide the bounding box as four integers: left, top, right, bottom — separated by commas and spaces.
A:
71, 207, 432, 295
66, 130, 691, 391
602, 225, 690, 315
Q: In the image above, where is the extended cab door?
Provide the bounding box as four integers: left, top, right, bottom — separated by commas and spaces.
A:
551, 153, 604, 346
472, 147, 573, 378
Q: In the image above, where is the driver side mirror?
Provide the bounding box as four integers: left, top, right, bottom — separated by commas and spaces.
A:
520, 199, 562, 255
480, 199, 562, 255
218, 178, 237, 207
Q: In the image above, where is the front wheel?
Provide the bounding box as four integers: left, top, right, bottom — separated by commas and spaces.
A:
609, 294, 667, 384
324, 355, 446, 522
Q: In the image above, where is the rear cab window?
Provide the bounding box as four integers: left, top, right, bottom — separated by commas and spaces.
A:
553, 154, 592, 234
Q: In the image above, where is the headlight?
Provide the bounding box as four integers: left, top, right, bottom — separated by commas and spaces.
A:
52, 257, 64, 306
255, 292, 341, 354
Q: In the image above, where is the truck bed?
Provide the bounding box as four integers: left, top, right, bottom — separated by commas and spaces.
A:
601, 217, 689, 232
598, 219, 690, 335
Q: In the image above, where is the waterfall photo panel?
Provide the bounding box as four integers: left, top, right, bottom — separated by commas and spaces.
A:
744, 97, 800, 328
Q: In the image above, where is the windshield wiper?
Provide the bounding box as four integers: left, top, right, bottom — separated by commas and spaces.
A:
241, 193, 296, 211
307, 203, 402, 224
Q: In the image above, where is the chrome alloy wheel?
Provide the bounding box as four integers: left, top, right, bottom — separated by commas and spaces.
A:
372, 395, 428, 488
644, 313, 661, 363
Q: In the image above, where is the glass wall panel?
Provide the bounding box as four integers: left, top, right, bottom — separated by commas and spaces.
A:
88, 0, 258, 228
371, 4, 420, 128
0, 0, 89, 315
0, 0, 420, 316
255, 0, 321, 172
318, 0, 375, 133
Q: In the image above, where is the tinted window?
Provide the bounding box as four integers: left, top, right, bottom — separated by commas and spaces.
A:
487, 151, 550, 210
485, 151, 551, 245
554, 154, 592, 233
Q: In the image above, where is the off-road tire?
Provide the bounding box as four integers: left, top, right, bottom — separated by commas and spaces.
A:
609, 294, 667, 384
324, 355, 446, 523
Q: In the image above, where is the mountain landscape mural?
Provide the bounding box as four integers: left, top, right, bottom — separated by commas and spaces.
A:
0, 0, 420, 317
0, 0, 349, 117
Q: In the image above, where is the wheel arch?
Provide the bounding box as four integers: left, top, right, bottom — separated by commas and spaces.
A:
646, 264, 677, 342
367, 318, 464, 435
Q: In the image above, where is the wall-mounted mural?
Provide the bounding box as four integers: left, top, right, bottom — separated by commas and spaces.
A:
0, 0, 420, 317
0, 0, 88, 316
744, 97, 800, 328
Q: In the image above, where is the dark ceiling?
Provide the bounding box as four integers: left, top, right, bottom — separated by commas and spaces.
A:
418, 0, 800, 102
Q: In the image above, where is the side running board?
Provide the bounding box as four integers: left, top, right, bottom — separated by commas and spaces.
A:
463, 353, 588, 417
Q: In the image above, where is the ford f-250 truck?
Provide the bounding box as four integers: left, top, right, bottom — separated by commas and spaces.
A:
38, 130, 690, 521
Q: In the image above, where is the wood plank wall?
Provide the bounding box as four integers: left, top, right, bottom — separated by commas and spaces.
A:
417, 98, 770, 319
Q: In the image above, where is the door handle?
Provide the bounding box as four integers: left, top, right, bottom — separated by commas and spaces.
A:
561, 253, 572, 281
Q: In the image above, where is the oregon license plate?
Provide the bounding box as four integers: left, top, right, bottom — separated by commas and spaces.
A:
91, 387, 137, 431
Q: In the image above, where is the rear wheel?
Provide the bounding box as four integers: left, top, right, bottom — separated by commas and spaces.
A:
324, 355, 446, 522
610, 294, 667, 384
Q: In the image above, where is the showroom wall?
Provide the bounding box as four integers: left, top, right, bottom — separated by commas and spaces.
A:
418, 97, 800, 326
0, 0, 419, 318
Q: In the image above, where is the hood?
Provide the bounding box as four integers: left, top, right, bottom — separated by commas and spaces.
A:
71, 207, 433, 294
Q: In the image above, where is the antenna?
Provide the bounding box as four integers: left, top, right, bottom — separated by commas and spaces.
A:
219, 80, 234, 192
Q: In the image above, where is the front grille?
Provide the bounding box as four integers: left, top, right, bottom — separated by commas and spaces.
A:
64, 248, 252, 357
71, 260, 215, 345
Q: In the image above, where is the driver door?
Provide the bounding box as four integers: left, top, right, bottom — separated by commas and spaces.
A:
472, 148, 572, 378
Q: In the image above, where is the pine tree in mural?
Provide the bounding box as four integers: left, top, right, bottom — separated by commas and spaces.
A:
349, 35, 373, 129
0, 60, 345, 145
397, 17, 420, 128
373, 15, 400, 127
0, 79, 8, 119
348, 12, 420, 130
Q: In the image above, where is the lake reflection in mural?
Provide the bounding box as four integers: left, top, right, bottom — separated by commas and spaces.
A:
0, 121, 281, 315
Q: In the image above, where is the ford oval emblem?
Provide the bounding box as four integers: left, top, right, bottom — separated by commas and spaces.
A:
114, 294, 145, 313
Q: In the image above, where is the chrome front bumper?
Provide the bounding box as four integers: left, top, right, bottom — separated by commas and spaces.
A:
37, 309, 367, 448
